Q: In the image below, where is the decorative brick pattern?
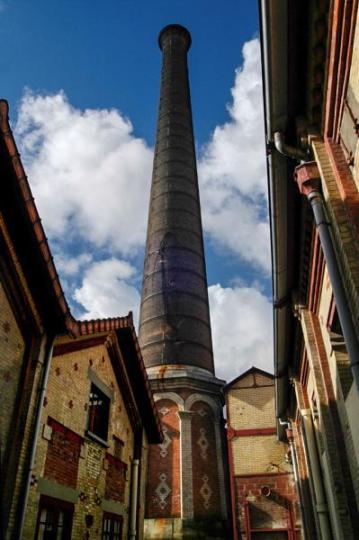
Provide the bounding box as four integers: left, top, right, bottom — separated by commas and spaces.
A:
146, 398, 181, 518
190, 401, 220, 518
23, 341, 138, 540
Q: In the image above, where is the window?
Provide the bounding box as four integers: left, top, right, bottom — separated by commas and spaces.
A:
102, 513, 123, 540
35, 496, 73, 540
88, 383, 110, 441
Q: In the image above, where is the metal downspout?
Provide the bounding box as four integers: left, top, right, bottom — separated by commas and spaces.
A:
301, 409, 332, 540
129, 458, 140, 540
17, 334, 55, 539
308, 190, 359, 391
275, 132, 359, 390
279, 420, 308, 539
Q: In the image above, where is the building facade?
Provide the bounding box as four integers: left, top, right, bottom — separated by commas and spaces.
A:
225, 368, 302, 540
22, 318, 162, 540
0, 98, 77, 540
0, 99, 162, 540
139, 25, 229, 539
260, 1, 359, 538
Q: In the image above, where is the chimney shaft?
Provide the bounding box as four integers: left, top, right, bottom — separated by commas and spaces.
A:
139, 25, 214, 373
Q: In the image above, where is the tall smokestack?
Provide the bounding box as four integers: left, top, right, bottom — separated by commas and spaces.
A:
141, 25, 229, 539
139, 24, 214, 374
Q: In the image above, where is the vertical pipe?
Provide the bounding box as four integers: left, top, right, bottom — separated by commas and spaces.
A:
129, 458, 140, 540
308, 190, 359, 391
301, 409, 333, 540
17, 334, 55, 539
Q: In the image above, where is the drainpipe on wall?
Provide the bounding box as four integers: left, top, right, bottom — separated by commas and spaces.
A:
301, 409, 333, 540
17, 333, 55, 539
129, 458, 140, 540
278, 419, 307, 540
295, 161, 359, 393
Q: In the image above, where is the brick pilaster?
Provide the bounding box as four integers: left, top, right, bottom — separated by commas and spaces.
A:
178, 411, 194, 519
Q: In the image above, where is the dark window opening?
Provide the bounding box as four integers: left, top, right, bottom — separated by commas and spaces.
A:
88, 383, 110, 441
102, 513, 123, 540
34, 496, 73, 540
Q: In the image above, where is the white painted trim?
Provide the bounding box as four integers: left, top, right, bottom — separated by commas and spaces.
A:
154, 392, 185, 411
184, 393, 220, 417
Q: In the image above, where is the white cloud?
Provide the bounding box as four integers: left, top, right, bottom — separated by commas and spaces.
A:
199, 38, 270, 272
15, 90, 153, 255
54, 251, 93, 277
13, 38, 273, 379
209, 283, 273, 381
73, 258, 140, 323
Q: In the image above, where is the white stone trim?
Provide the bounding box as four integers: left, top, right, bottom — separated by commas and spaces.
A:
184, 393, 220, 418
154, 392, 185, 411
178, 411, 194, 519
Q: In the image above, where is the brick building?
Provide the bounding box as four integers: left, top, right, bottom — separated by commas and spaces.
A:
22, 317, 162, 540
225, 368, 302, 539
0, 98, 77, 539
139, 25, 229, 539
260, 1, 359, 538
0, 98, 162, 540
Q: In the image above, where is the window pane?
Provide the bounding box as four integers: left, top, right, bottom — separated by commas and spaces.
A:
88, 384, 110, 440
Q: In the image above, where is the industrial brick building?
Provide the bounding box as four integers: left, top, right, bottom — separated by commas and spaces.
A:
0, 98, 162, 540
260, 1, 359, 538
225, 368, 302, 539
139, 25, 229, 539
22, 319, 162, 540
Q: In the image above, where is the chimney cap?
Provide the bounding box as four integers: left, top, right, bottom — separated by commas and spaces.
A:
158, 24, 191, 51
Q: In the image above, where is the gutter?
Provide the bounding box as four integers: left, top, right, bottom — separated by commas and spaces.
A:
259, 0, 291, 436
17, 334, 55, 539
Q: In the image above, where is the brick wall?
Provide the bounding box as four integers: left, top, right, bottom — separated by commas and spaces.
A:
105, 453, 127, 503
0, 280, 26, 461
145, 398, 180, 518
190, 401, 220, 518
44, 418, 82, 489
226, 369, 300, 539
23, 340, 137, 540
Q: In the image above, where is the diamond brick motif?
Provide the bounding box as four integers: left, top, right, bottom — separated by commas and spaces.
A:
200, 474, 212, 509
159, 425, 171, 457
197, 427, 209, 459
155, 472, 171, 509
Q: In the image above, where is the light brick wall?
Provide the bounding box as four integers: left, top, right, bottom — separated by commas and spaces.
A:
23, 341, 136, 540
231, 435, 289, 476
0, 280, 26, 457
226, 371, 300, 539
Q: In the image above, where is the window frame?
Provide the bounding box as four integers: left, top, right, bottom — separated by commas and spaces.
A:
101, 512, 123, 540
34, 495, 73, 540
87, 382, 111, 442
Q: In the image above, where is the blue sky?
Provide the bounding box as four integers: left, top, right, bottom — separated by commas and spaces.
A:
2, 0, 273, 380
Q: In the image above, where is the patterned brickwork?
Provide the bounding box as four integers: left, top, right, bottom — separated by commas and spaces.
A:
22, 340, 137, 540
190, 401, 220, 518
146, 399, 181, 518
